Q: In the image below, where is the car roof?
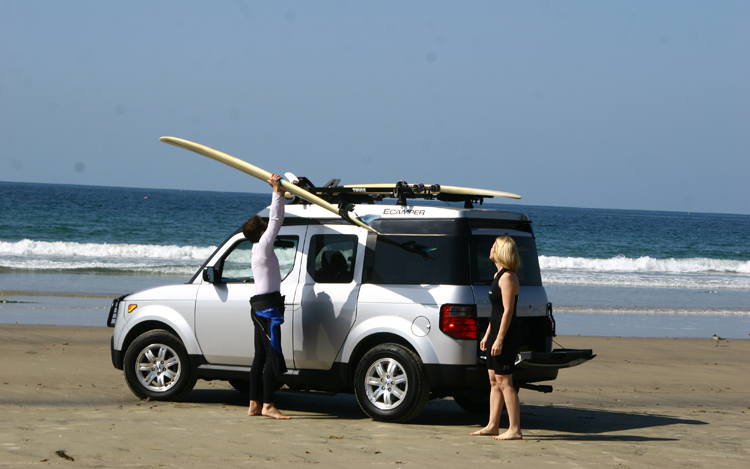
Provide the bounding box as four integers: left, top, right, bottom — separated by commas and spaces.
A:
257, 203, 530, 222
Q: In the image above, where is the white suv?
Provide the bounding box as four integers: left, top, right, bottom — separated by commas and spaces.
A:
108, 194, 593, 422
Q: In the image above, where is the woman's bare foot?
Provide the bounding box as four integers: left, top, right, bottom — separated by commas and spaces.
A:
247, 400, 262, 416
262, 404, 291, 420
470, 426, 499, 436
494, 430, 523, 440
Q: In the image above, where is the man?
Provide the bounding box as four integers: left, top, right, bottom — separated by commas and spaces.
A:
242, 174, 290, 419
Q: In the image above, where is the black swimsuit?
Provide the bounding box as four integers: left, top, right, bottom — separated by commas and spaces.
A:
485, 268, 522, 375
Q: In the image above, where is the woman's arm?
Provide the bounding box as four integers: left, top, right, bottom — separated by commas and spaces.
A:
256, 176, 286, 256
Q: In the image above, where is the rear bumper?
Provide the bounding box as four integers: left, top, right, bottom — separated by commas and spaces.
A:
516, 348, 596, 370
427, 348, 595, 390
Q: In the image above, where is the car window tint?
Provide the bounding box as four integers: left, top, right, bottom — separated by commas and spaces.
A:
307, 234, 358, 283
368, 235, 470, 285
469, 235, 542, 286
221, 236, 299, 283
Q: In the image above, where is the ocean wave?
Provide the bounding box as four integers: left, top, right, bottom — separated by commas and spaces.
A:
0, 239, 213, 275
541, 271, 750, 290
554, 306, 750, 316
539, 255, 750, 274
0, 239, 216, 260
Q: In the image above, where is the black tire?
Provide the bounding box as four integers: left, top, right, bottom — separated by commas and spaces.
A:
453, 386, 520, 415
123, 330, 197, 401
228, 379, 250, 394
354, 343, 430, 423
453, 390, 490, 415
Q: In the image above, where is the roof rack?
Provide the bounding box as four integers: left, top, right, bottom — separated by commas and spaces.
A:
289, 178, 489, 209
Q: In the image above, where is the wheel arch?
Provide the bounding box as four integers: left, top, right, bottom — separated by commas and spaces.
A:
119, 318, 201, 369
344, 332, 418, 387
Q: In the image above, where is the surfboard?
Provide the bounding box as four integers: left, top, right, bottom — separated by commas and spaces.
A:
159, 137, 379, 234
342, 183, 521, 200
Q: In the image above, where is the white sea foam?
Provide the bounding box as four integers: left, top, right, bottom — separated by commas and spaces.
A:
0, 239, 214, 275
0, 239, 215, 260
539, 255, 750, 274
554, 306, 750, 316
539, 255, 750, 290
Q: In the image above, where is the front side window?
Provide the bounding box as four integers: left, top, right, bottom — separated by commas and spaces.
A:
469, 235, 542, 286
307, 234, 358, 283
220, 236, 299, 283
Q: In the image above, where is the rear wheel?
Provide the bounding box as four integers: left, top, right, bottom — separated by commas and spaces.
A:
123, 330, 196, 401
354, 343, 430, 423
453, 390, 490, 415
453, 386, 520, 415
228, 379, 250, 394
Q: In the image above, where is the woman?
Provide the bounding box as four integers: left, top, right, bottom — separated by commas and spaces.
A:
470, 235, 523, 440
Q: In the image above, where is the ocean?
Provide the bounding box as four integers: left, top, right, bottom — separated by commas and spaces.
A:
1, 181, 748, 339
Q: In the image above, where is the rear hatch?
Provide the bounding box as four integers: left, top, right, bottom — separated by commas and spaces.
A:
469, 230, 595, 383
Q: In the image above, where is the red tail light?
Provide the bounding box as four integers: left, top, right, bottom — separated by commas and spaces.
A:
439, 304, 477, 339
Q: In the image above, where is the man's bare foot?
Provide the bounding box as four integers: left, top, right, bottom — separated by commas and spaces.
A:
248, 400, 262, 416
262, 404, 291, 420
470, 426, 499, 436
494, 430, 523, 440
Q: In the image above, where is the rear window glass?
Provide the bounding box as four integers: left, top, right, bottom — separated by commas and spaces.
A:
368, 235, 470, 285
470, 235, 542, 286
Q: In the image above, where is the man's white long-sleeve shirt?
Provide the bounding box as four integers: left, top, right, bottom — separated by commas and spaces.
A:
252, 192, 284, 295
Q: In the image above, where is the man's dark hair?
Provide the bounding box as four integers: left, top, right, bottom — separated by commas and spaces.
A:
242, 215, 267, 243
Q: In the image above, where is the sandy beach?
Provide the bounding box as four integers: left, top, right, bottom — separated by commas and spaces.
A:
0, 325, 748, 468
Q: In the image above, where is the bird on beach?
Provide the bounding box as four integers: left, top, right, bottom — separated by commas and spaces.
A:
712, 334, 727, 346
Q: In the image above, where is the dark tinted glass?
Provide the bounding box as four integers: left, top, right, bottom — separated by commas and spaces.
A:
307, 234, 358, 283
368, 235, 470, 285
470, 235, 542, 286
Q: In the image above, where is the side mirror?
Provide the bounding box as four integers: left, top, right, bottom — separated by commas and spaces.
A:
203, 266, 220, 283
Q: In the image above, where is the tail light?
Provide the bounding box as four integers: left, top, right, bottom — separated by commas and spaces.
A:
439, 304, 477, 339
547, 302, 556, 337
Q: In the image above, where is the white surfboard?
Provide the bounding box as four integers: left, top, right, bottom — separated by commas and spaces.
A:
159, 137, 379, 234
342, 183, 521, 200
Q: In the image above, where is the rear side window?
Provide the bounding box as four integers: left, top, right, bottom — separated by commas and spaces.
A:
470, 235, 542, 286
307, 234, 358, 283
367, 235, 470, 285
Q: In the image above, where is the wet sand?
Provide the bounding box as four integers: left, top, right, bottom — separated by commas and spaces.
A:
0, 325, 748, 468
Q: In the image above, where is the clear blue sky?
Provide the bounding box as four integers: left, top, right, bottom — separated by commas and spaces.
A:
1, 1, 748, 214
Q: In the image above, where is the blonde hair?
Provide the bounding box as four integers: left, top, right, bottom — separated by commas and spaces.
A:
491, 235, 520, 272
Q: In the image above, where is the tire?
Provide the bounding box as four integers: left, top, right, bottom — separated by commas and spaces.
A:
354, 343, 430, 423
123, 330, 197, 401
453, 386, 521, 415
453, 390, 490, 415
228, 379, 250, 394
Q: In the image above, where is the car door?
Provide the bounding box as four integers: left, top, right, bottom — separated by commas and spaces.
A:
293, 225, 365, 370
195, 227, 306, 367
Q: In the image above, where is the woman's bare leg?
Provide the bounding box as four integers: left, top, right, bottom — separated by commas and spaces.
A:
494, 374, 522, 440
471, 371, 502, 436
248, 399, 262, 416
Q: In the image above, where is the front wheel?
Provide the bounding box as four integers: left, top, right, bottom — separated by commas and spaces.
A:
354, 343, 430, 423
123, 330, 197, 401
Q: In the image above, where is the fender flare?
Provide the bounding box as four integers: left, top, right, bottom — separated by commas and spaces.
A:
117, 305, 203, 356
340, 315, 440, 365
